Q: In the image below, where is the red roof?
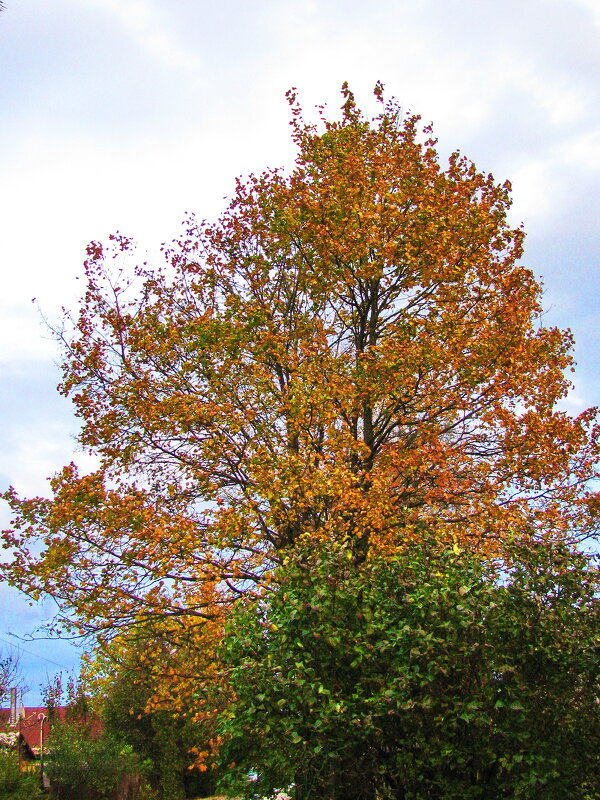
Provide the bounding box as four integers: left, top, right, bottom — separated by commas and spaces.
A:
0, 707, 101, 755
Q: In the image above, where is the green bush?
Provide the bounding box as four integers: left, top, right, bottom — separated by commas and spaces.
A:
101, 671, 217, 800
218, 539, 599, 800
47, 720, 152, 800
0, 749, 43, 800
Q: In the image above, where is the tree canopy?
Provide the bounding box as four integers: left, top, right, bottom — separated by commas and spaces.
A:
2, 83, 599, 638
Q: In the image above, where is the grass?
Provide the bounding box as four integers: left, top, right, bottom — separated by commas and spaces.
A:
190, 796, 229, 800
189, 796, 228, 800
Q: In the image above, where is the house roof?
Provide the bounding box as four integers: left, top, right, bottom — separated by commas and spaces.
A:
0, 707, 68, 755
1, 706, 104, 756
0, 725, 38, 760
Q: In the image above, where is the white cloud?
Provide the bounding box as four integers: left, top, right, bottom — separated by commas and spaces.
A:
508, 124, 600, 228
572, 0, 600, 26
509, 159, 559, 225
83, 0, 202, 72
495, 54, 589, 128
559, 128, 600, 169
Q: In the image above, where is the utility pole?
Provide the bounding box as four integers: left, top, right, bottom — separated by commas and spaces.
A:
38, 712, 47, 790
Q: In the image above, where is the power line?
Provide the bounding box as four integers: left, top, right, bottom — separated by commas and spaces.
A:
0, 634, 73, 670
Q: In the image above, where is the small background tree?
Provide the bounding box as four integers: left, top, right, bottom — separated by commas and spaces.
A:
98, 659, 218, 800
81, 629, 222, 800
0, 648, 24, 706
42, 675, 153, 800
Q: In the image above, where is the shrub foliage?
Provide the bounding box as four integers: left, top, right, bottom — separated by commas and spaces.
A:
219, 539, 599, 800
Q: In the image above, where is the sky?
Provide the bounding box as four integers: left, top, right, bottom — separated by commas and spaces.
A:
0, 0, 599, 704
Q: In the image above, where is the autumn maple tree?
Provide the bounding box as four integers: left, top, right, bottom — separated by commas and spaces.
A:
2, 83, 599, 639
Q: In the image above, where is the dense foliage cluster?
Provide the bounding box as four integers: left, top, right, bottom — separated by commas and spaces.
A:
47, 723, 149, 800
219, 539, 599, 799
0, 750, 42, 800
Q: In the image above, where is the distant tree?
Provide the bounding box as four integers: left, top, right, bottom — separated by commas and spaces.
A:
47, 723, 150, 800
41, 674, 152, 800
0, 649, 23, 706
82, 629, 222, 799
219, 538, 600, 800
